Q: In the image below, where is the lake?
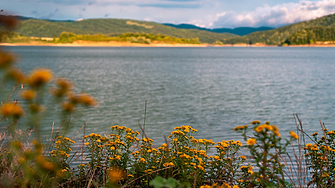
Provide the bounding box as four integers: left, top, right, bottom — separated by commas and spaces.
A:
2, 46, 335, 144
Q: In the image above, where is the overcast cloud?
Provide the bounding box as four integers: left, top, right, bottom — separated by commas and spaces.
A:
1, 0, 335, 28
213, 0, 335, 28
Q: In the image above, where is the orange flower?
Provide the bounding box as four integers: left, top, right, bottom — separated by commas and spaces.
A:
66, 92, 80, 104
254, 125, 264, 132
107, 168, 124, 182
251, 120, 261, 125
79, 93, 96, 106
274, 131, 281, 137
6, 68, 25, 83
26, 69, 53, 87
264, 125, 273, 131
0, 103, 23, 118
0, 52, 15, 69
290, 131, 299, 139
139, 158, 146, 163
56, 78, 72, 91
246, 138, 256, 146
62, 102, 75, 112
271, 125, 279, 132
21, 90, 36, 101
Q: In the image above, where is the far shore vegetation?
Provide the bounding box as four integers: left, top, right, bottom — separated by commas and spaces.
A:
0, 31, 201, 45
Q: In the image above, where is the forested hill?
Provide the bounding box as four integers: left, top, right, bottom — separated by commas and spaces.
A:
221, 13, 335, 45
285, 27, 335, 45
14, 18, 237, 43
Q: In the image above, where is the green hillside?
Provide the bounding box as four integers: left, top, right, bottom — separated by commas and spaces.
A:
284, 27, 335, 45
15, 18, 237, 43
222, 13, 335, 45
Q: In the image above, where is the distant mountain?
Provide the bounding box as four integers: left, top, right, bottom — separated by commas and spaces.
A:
163, 23, 275, 36
222, 13, 335, 45
14, 18, 237, 43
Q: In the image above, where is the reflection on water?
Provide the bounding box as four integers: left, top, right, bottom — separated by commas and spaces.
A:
3, 46, 335, 144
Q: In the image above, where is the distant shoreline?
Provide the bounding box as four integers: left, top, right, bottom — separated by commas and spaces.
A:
1, 41, 335, 47
0, 41, 208, 47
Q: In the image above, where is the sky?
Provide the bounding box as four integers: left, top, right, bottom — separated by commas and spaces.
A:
2, 0, 335, 28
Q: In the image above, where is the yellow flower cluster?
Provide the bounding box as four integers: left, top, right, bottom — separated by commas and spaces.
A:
51, 78, 72, 97
174, 125, 198, 132
26, 69, 53, 88
239, 155, 247, 160
50, 150, 70, 158
110, 155, 121, 160
289, 130, 299, 139
200, 183, 239, 188
57, 136, 75, 144
0, 103, 23, 118
163, 162, 174, 167
233, 125, 248, 131
20, 90, 36, 101
83, 133, 102, 139
35, 155, 56, 172
107, 168, 124, 182
246, 138, 256, 146
0, 51, 15, 69
251, 120, 261, 125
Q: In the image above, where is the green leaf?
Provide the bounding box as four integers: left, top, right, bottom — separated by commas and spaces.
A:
149, 176, 167, 188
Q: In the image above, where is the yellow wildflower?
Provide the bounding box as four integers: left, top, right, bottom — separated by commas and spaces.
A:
62, 102, 74, 112
139, 158, 146, 163
79, 93, 96, 107
0, 103, 23, 118
26, 69, 53, 87
290, 131, 299, 139
251, 120, 261, 125
108, 168, 124, 182
239, 156, 246, 160
21, 90, 36, 101
255, 125, 264, 132
246, 138, 256, 146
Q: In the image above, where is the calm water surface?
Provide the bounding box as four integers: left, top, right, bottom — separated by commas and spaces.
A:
3, 46, 335, 144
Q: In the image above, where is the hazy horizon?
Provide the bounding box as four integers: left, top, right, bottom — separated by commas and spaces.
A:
2, 0, 335, 28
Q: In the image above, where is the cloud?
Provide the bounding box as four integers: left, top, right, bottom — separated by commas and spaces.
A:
136, 3, 200, 9
164, 0, 199, 2
213, 0, 335, 28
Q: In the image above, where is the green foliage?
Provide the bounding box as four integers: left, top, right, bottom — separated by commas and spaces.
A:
213, 40, 223, 45
54, 32, 201, 44
59, 31, 76, 43
117, 33, 200, 44
0, 30, 17, 42
284, 27, 335, 45
149, 176, 191, 188
14, 18, 236, 43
